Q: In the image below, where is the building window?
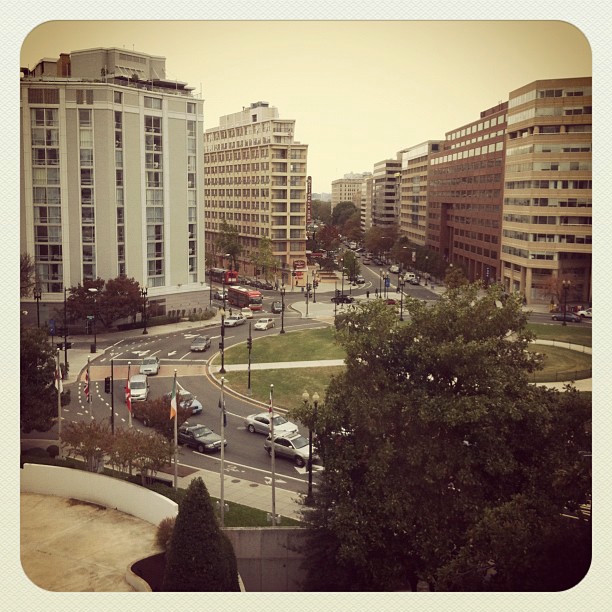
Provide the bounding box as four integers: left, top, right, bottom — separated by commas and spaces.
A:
144, 96, 162, 109
187, 102, 196, 114
114, 91, 123, 104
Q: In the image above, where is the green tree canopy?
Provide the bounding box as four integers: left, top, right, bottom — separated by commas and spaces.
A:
218, 220, 242, 271
249, 236, 277, 280
163, 477, 240, 591
332, 201, 358, 228
292, 285, 591, 591
20, 252, 36, 298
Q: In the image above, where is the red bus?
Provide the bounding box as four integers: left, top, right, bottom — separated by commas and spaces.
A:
209, 268, 238, 285
227, 285, 263, 311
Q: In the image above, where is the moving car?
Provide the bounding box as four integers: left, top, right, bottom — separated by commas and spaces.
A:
241, 307, 254, 319
331, 294, 355, 304
128, 374, 149, 402
178, 423, 226, 453
223, 313, 246, 327
254, 317, 275, 330
139, 356, 160, 376
363, 257, 372, 265
408, 277, 420, 286
271, 301, 283, 314
190, 335, 211, 352
264, 432, 318, 467
551, 312, 582, 323
165, 389, 203, 415
389, 264, 400, 274
244, 412, 299, 436
355, 275, 365, 284
578, 307, 592, 319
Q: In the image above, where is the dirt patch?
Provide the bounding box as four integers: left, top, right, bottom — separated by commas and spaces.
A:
157, 463, 199, 478
67, 498, 107, 511
132, 552, 166, 591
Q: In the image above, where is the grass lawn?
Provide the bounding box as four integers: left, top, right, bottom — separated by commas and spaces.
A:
223, 367, 345, 411
527, 344, 592, 382
221, 325, 345, 365
527, 323, 592, 347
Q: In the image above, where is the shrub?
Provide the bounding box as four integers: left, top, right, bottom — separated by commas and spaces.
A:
156, 516, 176, 551
46, 444, 59, 458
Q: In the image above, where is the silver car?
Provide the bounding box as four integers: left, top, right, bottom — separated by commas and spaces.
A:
139, 356, 160, 375
190, 335, 211, 352
223, 314, 246, 327
264, 432, 318, 467
244, 411, 299, 436
254, 317, 275, 330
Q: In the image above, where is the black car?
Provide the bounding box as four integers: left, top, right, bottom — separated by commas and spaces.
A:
178, 423, 226, 453
331, 294, 355, 304
259, 280, 274, 290
271, 301, 284, 313
551, 312, 582, 323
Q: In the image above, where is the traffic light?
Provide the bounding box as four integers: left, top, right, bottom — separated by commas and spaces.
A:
104, 376, 111, 394
314, 280, 319, 288
291, 270, 296, 277
247, 337, 252, 350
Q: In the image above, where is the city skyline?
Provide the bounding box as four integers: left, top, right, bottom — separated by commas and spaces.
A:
20, 20, 591, 194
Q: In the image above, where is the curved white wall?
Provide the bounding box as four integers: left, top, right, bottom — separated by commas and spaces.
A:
21, 463, 178, 525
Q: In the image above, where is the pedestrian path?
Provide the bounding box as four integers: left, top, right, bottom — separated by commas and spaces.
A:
215, 359, 345, 372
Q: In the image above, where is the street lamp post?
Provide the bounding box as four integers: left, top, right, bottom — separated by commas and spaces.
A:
63, 287, 69, 375
302, 390, 320, 504
562, 280, 571, 326
379, 268, 383, 296
280, 285, 286, 334
33, 286, 42, 328
219, 314, 226, 374
141, 287, 148, 335
87, 287, 98, 353
209, 268, 213, 305
247, 322, 253, 395
399, 278, 405, 321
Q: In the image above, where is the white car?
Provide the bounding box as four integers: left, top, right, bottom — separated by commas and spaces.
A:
241, 307, 254, 319
223, 313, 246, 327
577, 307, 592, 319
244, 412, 299, 436
139, 356, 160, 375
389, 264, 400, 274
254, 317, 275, 331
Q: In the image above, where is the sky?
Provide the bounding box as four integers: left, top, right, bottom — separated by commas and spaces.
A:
19, 20, 591, 195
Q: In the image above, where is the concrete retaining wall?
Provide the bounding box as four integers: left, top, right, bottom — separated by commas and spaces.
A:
21, 463, 178, 525
224, 527, 308, 591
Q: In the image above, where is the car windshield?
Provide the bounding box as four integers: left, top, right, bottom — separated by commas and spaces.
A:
290, 435, 309, 449
194, 337, 207, 342
131, 381, 145, 389
143, 358, 156, 365
181, 393, 193, 402
250, 297, 263, 304
272, 415, 288, 426
192, 425, 212, 437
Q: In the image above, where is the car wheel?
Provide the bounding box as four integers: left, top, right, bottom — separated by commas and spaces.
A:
197, 444, 205, 453
247, 424, 256, 433
295, 456, 305, 468
142, 418, 150, 427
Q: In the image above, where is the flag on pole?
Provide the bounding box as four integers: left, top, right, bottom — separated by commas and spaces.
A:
218, 397, 227, 428
125, 363, 132, 413
269, 386, 273, 414
170, 374, 177, 419
84, 368, 90, 402
54, 363, 63, 394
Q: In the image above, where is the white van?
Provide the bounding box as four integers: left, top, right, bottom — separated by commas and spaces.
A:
129, 374, 149, 402
402, 272, 416, 282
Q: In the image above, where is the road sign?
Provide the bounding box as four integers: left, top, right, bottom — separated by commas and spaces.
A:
49, 318, 56, 335
385, 277, 390, 287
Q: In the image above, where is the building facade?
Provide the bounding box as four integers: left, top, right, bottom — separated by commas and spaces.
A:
500, 77, 592, 305
427, 103, 507, 283
20, 47, 205, 318
331, 173, 371, 211
398, 141, 441, 247
359, 176, 374, 233
203, 102, 308, 284
371, 159, 401, 229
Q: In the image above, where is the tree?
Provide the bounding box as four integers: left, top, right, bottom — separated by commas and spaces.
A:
340, 250, 360, 281
249, 236, 277, 280
342, 212, 363, 242
332, 201, 357, 229
20, 252, 36, 298
312, 199, 331, 225
133, 393, 191, 439
99, 276, 142, 327
61, 420, 113, 472
130, 430, 174, 486
218, 220, 242, 271
163, 477, 240, 591
64, 278, 105, 324
20, 327, 67, 433
317, 224, 341, 253
363, 226, 388, 256
444, 265, 469, 289
292, 286, 590, 591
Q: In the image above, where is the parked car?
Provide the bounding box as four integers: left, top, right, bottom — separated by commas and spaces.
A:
165, 389, 203, 415
178, 423, 226, 453
408, 277, 420, 286
264, 432, 318, 467
551, 312, 582, 323
271, 301, 284, 314
578, 307, 592, 319
389, 264, 400, 274
223, 313, 246, 327
128, 374, 149, 402
254, 317, 275, 330
139, 356, 160, 376
331, 294, 355, 304
190, 335, 211, 352
363, 257, 372, 265
244, 412, 299, 436
259, 280, 274, 290
241, 307, 254, 319
213, 289, 228, 301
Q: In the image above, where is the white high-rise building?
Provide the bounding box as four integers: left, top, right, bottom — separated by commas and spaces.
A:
20, 47, 205, 317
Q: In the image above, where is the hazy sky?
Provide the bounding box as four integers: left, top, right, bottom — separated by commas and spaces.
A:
20, 20, 590, 194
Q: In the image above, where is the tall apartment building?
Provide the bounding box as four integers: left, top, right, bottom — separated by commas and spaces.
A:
331, 172, 371, 211
203, 102, 308, 284
398, 141, 441, 247
359, 176, 373, 233
371, 159, 401, 229
20, 47, 205, 318
428, 103, 507, 283
501, 77, 592, 304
